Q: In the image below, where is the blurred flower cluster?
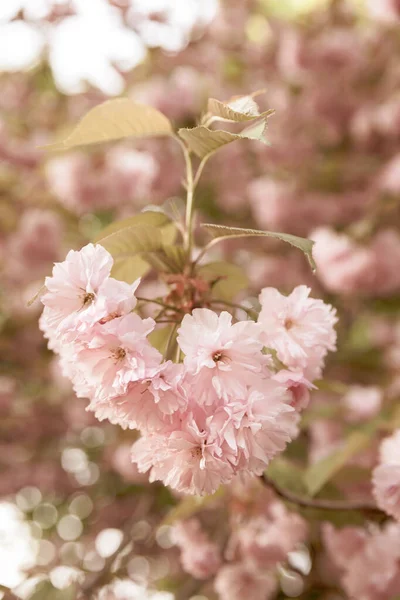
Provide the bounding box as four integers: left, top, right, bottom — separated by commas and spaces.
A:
2, 1, 400, 599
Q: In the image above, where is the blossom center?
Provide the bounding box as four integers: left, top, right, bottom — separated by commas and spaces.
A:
284, 317, 295, 330
191, 446, 203, 459
82, 292, 95, 307
113, 347, 126, 362
213, 351, 223, 362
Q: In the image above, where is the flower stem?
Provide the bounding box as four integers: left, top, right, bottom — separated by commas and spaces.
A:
136, 297, 183, 313
262, 474, 385, 515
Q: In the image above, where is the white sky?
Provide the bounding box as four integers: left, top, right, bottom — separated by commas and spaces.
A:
0, 0, 218, 95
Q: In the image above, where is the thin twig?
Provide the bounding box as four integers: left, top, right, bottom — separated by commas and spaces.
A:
262, 474, 385, 515
210, 299, 258, 320
136, 296, 183, 313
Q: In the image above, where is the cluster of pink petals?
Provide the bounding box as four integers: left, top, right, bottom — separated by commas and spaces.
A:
372, 430, 400, 522
40, 245, 337, 496
312, 227, 400, 296
323, 521, 400, 600
258, 285, 337, 380
213, 498, 307, 600
172, 518, 221, 579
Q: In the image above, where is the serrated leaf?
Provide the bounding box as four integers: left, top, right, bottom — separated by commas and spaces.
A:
197, 261, 248, 301
42, 99, 172, 151
304, 430, 373, 497
94, 211, 171, 242
208, 94, 274, 123
201, 224, 316, 270
178, 119, 269, 159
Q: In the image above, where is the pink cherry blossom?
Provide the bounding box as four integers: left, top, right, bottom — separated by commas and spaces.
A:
343, 385, 382, 423
177, 308, 268, 405
372, 464, 400, 522
172, 518, 221, 579
75, 313, 160, 401
214, 562, 277, 600
372, 430, 400, 522
208, 381, 299, 475
258, 285, 337, 377
88, 362, 187, 432
272, 369, 315, 411
40, 243, 113, 344
233, 503, 308, 569
131, 413, 235, 496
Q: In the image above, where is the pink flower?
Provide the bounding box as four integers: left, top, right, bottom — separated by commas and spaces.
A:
372, 430, 400, 522
208, 382, 298, 475
322, 523, 367, 571
233, 503, 308, 569
131, 413, 235, 496
311, 227, 374, 294
172, 519, 221, 579
372, 464, 400, 522
40, 243, 113, 344
272, 369, 315, 411
379, 430, 400, 465
343, 385, 382, 423
61, 277, 140, 343
76, 313, 160, 401
258, 286, 337, 378
214, 563, 277, 600
177, 309, 268, 405
88, 362, 187, 432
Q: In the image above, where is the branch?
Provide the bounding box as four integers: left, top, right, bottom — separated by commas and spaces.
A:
262, 474, 386, 515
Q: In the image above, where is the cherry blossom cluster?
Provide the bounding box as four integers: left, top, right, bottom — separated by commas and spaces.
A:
323, 521, 400, 600
40, 242, 337, 496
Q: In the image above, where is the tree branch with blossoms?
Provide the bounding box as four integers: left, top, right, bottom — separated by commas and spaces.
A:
32, 92, 397, 598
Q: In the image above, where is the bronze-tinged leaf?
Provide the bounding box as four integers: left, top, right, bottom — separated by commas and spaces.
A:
178, 119, 269, 159
208, 94, 274, 123
111, 255, 151, 284
98, 225, 163, 257
197, 261, 248, 301
42, 99, 173, 151
145, 245, 186, 274
94, 211, 172, 242
201, 223, 316, 271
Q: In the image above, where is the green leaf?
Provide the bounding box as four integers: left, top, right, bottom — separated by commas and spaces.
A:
29, 581, 76, 600
304, 430, 373, 497
178, 119, 269, 159
99, 225, 163, 257
98, 217, 179, 281
148, 325, 176, 355
162, 487, 225, 526
201, 223, 316, 270
197, 261, 248, 301
94, 210, 172, 242
266, 457, 307, 495
145, 245, 187, 274
42, 99, 173, 151
111, 255, 151, 283
208, 93, 274, 123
